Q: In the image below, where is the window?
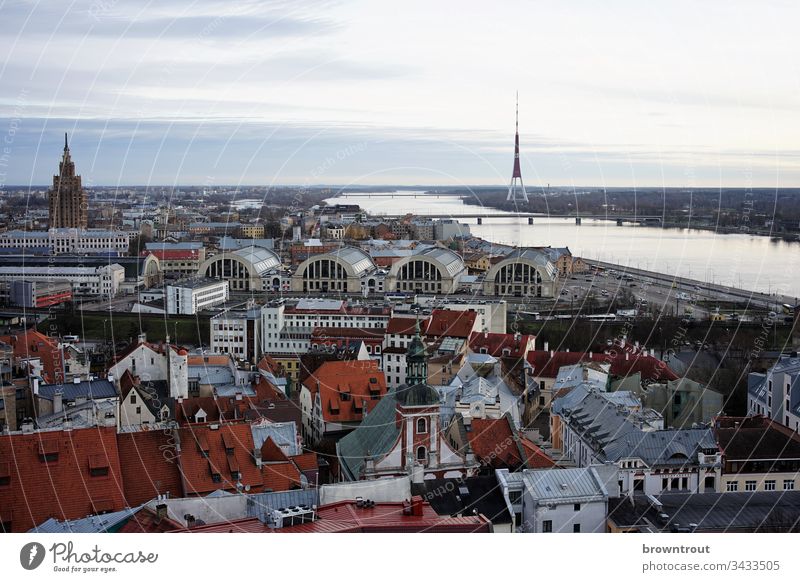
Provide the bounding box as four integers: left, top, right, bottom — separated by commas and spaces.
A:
765, 480, 776, 491
784, 480, 795, 491
130, 394, 136, 404
416, 446, 427, 462
542, 520, 553, 533
745, 480, 757, 491
726, 481, 739, 492
136, 406, 141, 415
573, 523, 581, 533
573, 503, 581, 512
416, 418, 427, 434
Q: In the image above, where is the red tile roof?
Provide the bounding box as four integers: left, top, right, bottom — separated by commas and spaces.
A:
260, 437, 288, 462
519, 438, 557, 469
117, 431, 183, 506
425, 309, 476, 339
0, 328, 64, 383
175, 397, 221, 425
387, 317, 425, 335
291, 452, 318, 473
526, 346, 679, 382
311, 327, 386, 340
469, 331, 535, 358
466, 417, 524, 470
0, 427, 126, 532
262, 461, 302, 492
302, 360, 388, 424
177, 423, 263, 496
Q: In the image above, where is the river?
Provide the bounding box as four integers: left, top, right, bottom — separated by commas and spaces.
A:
325, 192, 800, 297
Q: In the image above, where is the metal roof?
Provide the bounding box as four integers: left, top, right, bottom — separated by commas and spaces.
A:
37, 379, 118, 401
337, 391, 401, 480
602, 428, 714, 466
414, 247, 465, 276
250, 421, 300, 456
232, 245, 281, 275
30, 506, 141, 533
522, 467, 608, 502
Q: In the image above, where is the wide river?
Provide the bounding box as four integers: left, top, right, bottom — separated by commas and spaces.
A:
326, 192, 800, 296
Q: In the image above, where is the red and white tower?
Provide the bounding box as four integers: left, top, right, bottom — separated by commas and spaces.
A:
506, 93, 529, 203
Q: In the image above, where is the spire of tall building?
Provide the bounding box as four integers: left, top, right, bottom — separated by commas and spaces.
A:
506, 92, 529, 203
49, 133, 88, 229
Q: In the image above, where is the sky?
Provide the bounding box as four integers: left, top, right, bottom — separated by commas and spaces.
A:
0, 0, 799, 188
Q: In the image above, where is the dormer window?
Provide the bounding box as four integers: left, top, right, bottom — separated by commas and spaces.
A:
502, 348, 512, 357
222, 432, 235, 455
38, 440, 60, 463
209, 461, 222, 483
88, 454, 110, 477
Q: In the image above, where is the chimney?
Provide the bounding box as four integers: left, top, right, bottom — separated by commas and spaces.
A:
411, 495, 424, 517
156, 503, 168, 522
53, 389, 63, 414
32, 377, 40, 395
544, 341, 549, 352
626, 352, 630, 361
184, 514, 196, 529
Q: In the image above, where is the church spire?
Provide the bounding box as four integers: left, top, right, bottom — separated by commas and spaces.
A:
405, 310, 428, 386
64, 132, 68, 151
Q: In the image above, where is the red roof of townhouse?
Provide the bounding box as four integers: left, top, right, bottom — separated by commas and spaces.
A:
302, 360, 388, 424
0, 328, 64, 383
177, 423, 264, 496
311, 327, 386, 341
469, 331, 535, 358
180, 497, 491, 533
519, 438, 557, 469
175, 397, 223, 425
0, 426, 126, 532
424, 309, 477, 340
117, 431, 184, 506
466, 417, 525, 470
526, 345, 679, 382
386, 316, 427, 335
262, 461, 302, 492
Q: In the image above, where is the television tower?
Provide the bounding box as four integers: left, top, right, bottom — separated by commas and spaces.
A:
506, 93, 529, 203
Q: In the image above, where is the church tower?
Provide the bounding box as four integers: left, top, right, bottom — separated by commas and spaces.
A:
49, 133, 88, 229
405, 315, 428, 386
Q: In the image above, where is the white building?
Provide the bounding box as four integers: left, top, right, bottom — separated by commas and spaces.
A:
748, 354, 800, 431
496, 467, 612, 533
260, 298, 392, 356
166, 279, 229, 315
210, 303, 262, 363
107, 336, 189, 399
0, 263, 125, 297
0, 228, 130, 255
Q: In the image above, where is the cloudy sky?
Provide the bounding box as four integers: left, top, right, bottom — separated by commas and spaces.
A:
1, 0, 799, 187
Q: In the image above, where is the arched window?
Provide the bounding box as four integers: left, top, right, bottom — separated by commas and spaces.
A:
416, 446, 427, 462
416, 417, 427, 434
